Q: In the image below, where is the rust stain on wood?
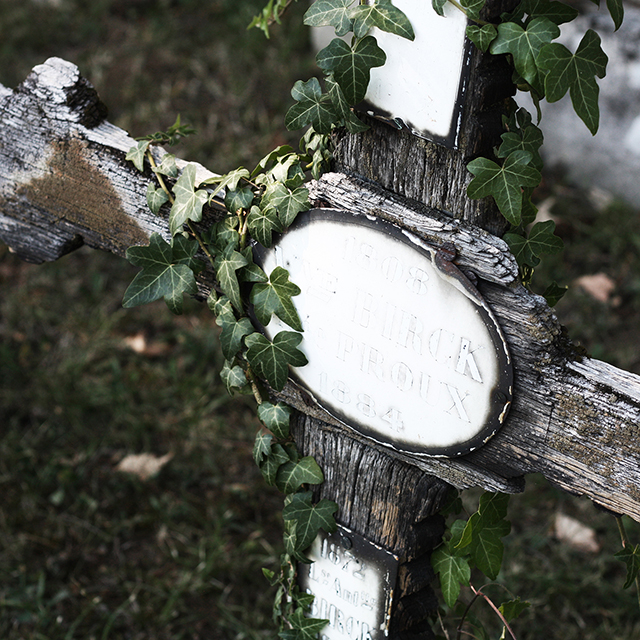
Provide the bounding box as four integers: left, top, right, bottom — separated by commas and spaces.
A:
16, 136, 149, 251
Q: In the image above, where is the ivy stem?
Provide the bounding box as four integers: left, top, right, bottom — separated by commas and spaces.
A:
616, 516, 640, 609
456, 584, 518, 640
146, 151, 175, 205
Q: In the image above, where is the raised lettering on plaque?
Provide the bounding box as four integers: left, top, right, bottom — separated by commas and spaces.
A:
298, 524, 399, 640
254, 209, 512, 457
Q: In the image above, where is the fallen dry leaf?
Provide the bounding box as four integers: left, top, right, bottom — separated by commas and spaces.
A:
553, 512, 601, 553
115, 452, 174, 481
574, 273, 616, 304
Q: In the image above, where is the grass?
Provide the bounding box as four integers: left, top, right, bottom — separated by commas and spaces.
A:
2, 0, 640, 638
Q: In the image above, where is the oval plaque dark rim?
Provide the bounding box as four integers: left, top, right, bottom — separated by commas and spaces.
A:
253, 208, 513, 458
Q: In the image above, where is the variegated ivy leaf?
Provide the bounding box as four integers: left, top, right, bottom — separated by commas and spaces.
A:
250, 266, 303, 331
169, 164, 209, 236
221, 360, 248, 391
123, 233, 203, 314
247, 204, 282, 248
125, 140, 151, 172
316, 36, 386, 105
537, 29, 608, 134
153, 153, 178, 178
490, 17, 560, 88
253, 431, 273, 466
350, 0, 415, 40
303, 0, 354, 36
146, 183, 169, 214
214, 244, 249, 311
467, 150, 541, 225
285, 78, 338, 134
245, 331, 308, 390
257, 401, 293, 439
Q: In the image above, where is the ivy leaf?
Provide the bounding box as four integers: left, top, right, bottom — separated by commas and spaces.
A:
238, 248, 269, 283
251, 266, 303, 331
326, 77, 369, 133
247, 204, 282, 248
253, 431, 273, 466
460, 0, 486, 22
225, 187, 254, 213
283, 492, 338, 554
527, 220, 564, 256
209, 217, 240, 252
257, 401, 293, 439
263, 183, 310, 227
214, 244, 249, 312
537, 29, 608, 135
201, 167, 251, 199
123, 233, 202, 314
125, 140, 150, 172
316, 36, 386, 105
146, 183, 169, 214
169, 164, 209, 236
542, 281, 568, 306
499, 598, 531, 623
521, 0, 578, 25
432, 546, 472, 608
615, 543, 640, 589
303, 0, 354, 36
285, 78, 338, 134
220, 360, 248, 391
260, 443, 292, 486
490, 18, 560, 87
503, 232, 540, 268
467, 151, 541, 225
220, 318, 254, 360
245, 331, 308, 390
276, 456, 324, 493
350, 0, 415, 40
470, 519, 511, 579
252, 145, 295, 179
466, 24, 498, 52
606, 0, 624, 31
497, 121, 544, 170
283, 607, 329, 640
432, 0, 447, 16
153, 153, 178, 178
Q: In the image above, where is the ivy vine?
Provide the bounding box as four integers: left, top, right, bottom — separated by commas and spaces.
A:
120, 0, 634, 636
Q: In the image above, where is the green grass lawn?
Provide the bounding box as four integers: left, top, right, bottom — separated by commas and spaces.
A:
2, 1, 640, 638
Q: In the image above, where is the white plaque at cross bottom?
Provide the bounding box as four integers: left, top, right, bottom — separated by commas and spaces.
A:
298, 524, 399, 640
253, 209, 512, 457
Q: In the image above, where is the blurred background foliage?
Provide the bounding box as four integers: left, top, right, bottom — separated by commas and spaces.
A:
1, 0, 640, 638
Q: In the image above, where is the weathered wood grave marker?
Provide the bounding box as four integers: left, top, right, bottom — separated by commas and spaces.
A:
1, 2, 640, 636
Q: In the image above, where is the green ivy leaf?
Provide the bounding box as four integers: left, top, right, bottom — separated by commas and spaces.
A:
125, 140, 150, 172
521, 0, 578, 25
153, 153, 178, 178
432, 546, 472, 608
285, 78, 338, 134
201, 167, 251, 199
470, 519, 511, 579
350, 0, 415, 40
276, 456, 324, 494
478, 491, 510, 524
245, 331, 308, 390
225, 187, 254, 213
220, 360, 248, 391
262, 183, 310, 228
253, 431, 273, 466
537, 29, 608, 134
214, 244, 249, 312
251, 266, 303, 331
316, 36, 386, 105
260, 443, 292, 486
466, 24, 498, 52
542, 281, 568, 306
146, 183, 169, 214
247, 205, 282, 248
606, 0, 624, 30
283, 492, 338, 553
326, 77, 369, 133
503, 231, 540, 268
257, 402, 293, 439
490, 18, 560, 87
123, 233, 202, 314
432, 0, 447, 16
220, 318, 254, 360
527, 220, 564, 256
303, 0, 354, 36
169, 164, 209, 236
467, 151, 541, 225
497, 119, 544, 170
238, 247, 269, 283
460, 0, 486, 22
500, 597, 531, 623
252, 145, 295, 179
209, 217, 240, 252
283, 607, 329, 640
615, 543, 640, 589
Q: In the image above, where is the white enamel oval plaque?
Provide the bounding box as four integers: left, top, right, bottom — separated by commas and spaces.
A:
254, 210, 512, 457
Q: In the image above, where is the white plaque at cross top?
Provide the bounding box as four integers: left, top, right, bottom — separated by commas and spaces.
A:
254, 209, 512, 457
362, 0, 470, 148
